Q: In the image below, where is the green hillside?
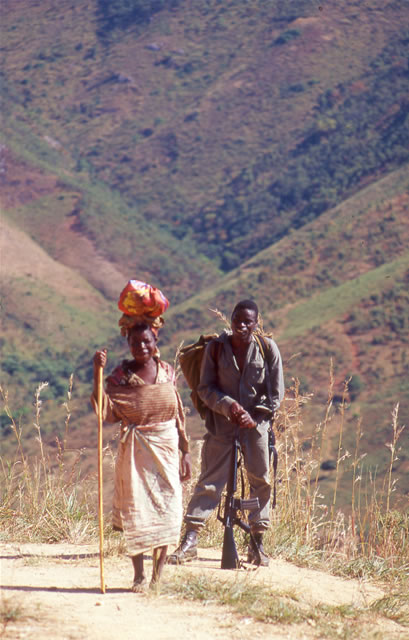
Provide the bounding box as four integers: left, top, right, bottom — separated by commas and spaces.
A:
1, 0, 408, 506
160, 167, 409, 506
2, 0, 408, 271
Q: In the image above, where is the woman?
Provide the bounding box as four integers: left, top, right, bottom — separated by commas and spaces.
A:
92, 320, 191, 591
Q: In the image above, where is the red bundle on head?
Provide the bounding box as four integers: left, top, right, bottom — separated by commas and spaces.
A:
118, 280, 169, 317
118, 280, 169, 337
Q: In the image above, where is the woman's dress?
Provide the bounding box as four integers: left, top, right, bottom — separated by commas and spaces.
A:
92, 359, 188, 555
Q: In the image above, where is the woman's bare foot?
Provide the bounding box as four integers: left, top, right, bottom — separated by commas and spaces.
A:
131, 576, 147, 593
150, 546, 167, 587
131, 553, 146, 592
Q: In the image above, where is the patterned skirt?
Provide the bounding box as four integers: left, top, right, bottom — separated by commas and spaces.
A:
112, 419, 182, 555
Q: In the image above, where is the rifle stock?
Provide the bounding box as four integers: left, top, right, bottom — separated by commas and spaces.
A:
221, 520, 239, 569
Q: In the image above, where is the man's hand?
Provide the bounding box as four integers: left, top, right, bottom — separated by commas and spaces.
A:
180, 452, 192, 482
229, 402, 257, 429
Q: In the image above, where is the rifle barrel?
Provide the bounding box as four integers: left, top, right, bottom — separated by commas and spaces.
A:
219, 434, 260, 569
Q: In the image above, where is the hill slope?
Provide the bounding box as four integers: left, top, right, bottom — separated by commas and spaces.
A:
1, 0, 408, 504
2, 0, 409, 269
161, 166, 409, 504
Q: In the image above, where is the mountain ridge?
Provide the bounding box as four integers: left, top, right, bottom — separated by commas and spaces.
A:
1, 0, 408, 505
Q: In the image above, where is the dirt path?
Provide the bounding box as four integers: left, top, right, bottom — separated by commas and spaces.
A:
0, 543, 405, 640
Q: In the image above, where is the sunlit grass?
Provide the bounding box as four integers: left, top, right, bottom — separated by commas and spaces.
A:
160, 570, 408, 637
0, 371, 407, 634
161, 573, 307, 624
0, 380, 101, 544
282, 252, 409, 339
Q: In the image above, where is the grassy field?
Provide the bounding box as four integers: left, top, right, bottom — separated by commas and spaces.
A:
1, 375, 407, 636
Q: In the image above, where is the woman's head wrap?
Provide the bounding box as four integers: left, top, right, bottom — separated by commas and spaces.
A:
118, 280, 169, 337
118, 314, 164, 337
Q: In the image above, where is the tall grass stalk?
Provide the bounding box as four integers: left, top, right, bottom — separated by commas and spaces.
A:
329, 377, 351, 525
350, 417, 364, 541
267, 376, 407, 584
0, 372, 407, 586
314, 359, 334, 490
0, 381, 100, 544
385, 403, 404, 515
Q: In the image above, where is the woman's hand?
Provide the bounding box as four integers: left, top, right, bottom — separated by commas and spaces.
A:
180, 452, 192, 482
93, 349, 107, 398
229, 402, 257, 429
93, 349, 107, 370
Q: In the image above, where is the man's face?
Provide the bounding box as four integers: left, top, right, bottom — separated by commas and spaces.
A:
231, 308, 258, 344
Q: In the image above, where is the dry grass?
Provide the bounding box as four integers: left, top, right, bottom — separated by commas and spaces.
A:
161, 574, 308, 625
268, 374, 408, 585
0, 595, 27, 636
160, 570, 408, 637
0, 372, 408, 630
0, 380, 100, 544
184, 367, 408, 589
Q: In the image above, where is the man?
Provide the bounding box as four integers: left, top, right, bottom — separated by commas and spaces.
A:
168, 299, 284, 566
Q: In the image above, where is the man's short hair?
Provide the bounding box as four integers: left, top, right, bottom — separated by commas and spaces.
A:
232, 299, 259, 319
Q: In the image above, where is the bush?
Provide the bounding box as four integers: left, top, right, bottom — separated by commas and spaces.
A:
96, 0, 181, 37
348, 374, 364, 400
274, 29, 301, 46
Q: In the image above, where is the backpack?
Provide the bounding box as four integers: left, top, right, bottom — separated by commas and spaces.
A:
178, 332, 270, 419
178, 334, 219, 418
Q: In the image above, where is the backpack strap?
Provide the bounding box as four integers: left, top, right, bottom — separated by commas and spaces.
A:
254, 334, 274, 407
208, 338, 222, 371
215, 339, 222, 366
254, 333, 274, 367
254, 334, 278, 507
253, 333, 265, 360
198, 339, 222, 417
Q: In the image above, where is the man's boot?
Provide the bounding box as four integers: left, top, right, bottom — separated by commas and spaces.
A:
167, 530, 198, 565
247, 532, 269, 567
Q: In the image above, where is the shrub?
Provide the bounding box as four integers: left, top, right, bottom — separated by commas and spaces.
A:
274, 29, 301, 46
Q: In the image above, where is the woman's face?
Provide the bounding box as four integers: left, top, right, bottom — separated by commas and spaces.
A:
128, 328, 157, 364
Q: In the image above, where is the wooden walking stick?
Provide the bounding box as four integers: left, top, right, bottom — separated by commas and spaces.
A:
97, 365, 106, 594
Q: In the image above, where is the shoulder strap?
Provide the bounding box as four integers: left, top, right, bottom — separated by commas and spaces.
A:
253, 334, 265, 360
254, 334, 274, 366
215, 339, 222, 364
255, 334, 275, 414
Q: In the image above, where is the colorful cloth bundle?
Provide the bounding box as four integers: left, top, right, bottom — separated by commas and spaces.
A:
118, 280, 169, 336
118, 280, 169, 317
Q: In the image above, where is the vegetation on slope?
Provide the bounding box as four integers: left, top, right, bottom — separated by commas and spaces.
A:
2, 0, 408, 270
1, 0, 408, 505
188, 31, 409, 268
160, 168, 409, 503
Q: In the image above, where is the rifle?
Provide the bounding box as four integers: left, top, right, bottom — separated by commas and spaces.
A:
217, 432, 260, 569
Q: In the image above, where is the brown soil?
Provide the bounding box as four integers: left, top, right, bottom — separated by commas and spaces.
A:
0, 202, 125, 306
1, 542, 405, 640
